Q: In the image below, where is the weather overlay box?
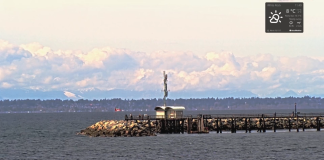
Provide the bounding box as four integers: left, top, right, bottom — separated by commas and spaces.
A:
265, 2, 303, 33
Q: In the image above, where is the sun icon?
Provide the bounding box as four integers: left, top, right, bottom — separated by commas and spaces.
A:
269, 10, 283, 23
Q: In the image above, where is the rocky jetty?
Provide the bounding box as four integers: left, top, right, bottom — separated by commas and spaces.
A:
79, 120, 156, 137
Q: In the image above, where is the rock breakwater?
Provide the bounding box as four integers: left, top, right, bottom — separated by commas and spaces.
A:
79, 120, 156, 137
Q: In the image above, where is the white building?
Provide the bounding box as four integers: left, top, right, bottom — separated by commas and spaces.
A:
154, 106, 185, 119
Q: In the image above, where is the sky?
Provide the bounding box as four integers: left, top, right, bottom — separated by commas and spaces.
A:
0, 0, 323, 98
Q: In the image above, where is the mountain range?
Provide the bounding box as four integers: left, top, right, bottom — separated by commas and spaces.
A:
0, 88, 321, 100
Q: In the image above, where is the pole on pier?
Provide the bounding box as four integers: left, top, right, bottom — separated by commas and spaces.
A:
181, 119, 184, 134
170, 120, 173, 134
148, 116, 151, 135
198, 116, 204, 132
262, 117, 266, 133
173, 119, 176, 133
261, 114, 266, 133
273, 112, 276, 132
156, 120, 159, 133
248, 118, 251, 133
258, 118, 262, 133
220, 118, 223, 133
302, 117, 305, 132
216, 119, 219, 133
288, 118, 291, 132
165, 120, 168, 134
231, 118, 234, 133
319, 117, 321, 131
317, 117, 321, 131
296, 116, 299, 132
234, 118, 237, 133
245, 118, 248, 133
177, 120, 180, 133
273, 118, 276, 132
187, 118, 191, 134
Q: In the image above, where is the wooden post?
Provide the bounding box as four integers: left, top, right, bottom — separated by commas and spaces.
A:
165, 120, 168, 134
296, 116, 299, 132
148, 116, 151, 135
181, 119, 184, 134
216, 119, 219, 133
288, 118, 291, 132
170, 120, 173, 134
248, 118, 251, 133
186, 118, 189, 133
198, 117, 201, 132
262, 115, 266, 133
258, 118, 262, 133
200, 116, 204, 132
302, 117, 305, 132
245, 118, 248, 133
178, 120, 180, 133
220, 118, 223, 133
178, 120, 181, 133
319, 117, 321, 131
155, 120, 158, 133
162, 119, 166, 133
187, 118, 192, 134
173, 119, 176, 133
231, 118, 234, 133
273, 117, 276, 132
317, 117, 321, 131
234, 118, 237, 133
168, 120, 171, 134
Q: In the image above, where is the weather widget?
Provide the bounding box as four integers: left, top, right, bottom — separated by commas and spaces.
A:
265, 2, 303, 33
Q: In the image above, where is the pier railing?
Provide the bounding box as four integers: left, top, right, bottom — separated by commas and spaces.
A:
125, 114, 194, 120
125, 113, 324, 120
207, 113, 324, 118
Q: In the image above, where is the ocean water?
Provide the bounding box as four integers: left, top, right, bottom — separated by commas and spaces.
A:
1, 110, 324, 159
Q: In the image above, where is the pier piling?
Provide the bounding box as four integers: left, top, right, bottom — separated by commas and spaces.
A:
296, 116, 299, 132
288, 118, 291, 132
302, 117, 305, 132
220, 118, 223, 133
124, 112, 324, 135
245, 118, 248, 133
248, 118, 251, 133
317, 117, 321, 131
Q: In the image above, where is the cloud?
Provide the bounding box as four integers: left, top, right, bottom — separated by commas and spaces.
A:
1, 82, 12, 88
20, 42, 51, 57
64, 91, 77, 98
0, 39, 324, 97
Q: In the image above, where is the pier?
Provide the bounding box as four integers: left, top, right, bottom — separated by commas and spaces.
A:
81, 71, 324, 137
123, 71, 324, 134
125, 113, 324, 134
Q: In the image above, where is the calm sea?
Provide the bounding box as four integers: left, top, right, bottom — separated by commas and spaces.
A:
1, 109, 324, 159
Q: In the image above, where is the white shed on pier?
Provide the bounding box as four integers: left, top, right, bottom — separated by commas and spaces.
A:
154, 106, 185, 118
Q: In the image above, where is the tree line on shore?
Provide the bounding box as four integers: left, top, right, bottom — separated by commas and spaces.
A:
0, 96, 323, 112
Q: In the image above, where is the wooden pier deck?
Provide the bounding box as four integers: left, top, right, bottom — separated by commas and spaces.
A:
125, 113, 324, 134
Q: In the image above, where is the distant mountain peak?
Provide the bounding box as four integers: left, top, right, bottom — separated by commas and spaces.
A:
282, 90, 298, 97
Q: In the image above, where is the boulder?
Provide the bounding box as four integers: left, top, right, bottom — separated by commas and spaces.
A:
79, 120, 156, 137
